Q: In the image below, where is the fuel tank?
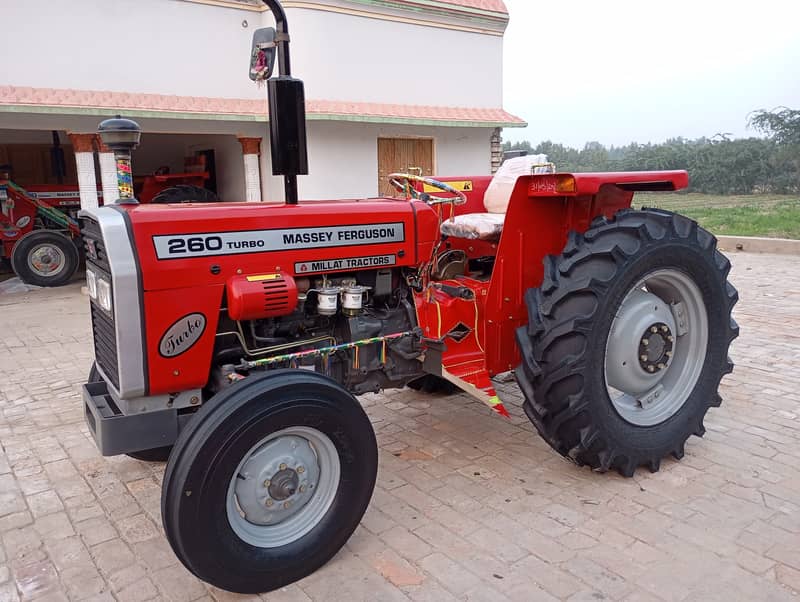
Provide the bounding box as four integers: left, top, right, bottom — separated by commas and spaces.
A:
125, 198, 440, 291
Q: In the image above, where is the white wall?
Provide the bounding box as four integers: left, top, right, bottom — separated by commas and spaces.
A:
2, 0, 260, 100
288, 9, 504, 107
206, 135, 246, 201
1, 1, 503, 108
135, 133, 246, 201
262, 121, 493, 201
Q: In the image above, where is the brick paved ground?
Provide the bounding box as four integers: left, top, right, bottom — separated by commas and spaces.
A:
0, 251, 799, 602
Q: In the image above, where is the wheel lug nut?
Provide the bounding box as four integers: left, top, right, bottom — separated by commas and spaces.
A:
284, 501, 291, 509
641, 339, 649, 346
650, 326, 658, 333
279, 463, 287, 470
667, 336, 674, 342
647, 366, 656, 373
657, 363, 666, 370
266, 499, 274, 507
661, 325, 669, 333
640, 354, 648, 361
263, 479, 270, 487
666, 351, 673, 358
300, 485, 306, 493
297, 467, 305, 474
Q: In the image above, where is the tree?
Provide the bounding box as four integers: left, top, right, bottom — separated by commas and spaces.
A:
749, 107, 800, 146
503, 108, 800, 194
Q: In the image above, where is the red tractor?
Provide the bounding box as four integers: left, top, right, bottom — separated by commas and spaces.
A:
81, 0, 738, 593
0, 161, 214, 287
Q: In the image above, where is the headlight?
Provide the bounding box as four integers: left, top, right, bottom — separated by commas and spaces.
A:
97, 277, 112, 312
86, 268, 97, 300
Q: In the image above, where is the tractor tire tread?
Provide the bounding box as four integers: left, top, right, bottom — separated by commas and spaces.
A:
515, 209, 739, 477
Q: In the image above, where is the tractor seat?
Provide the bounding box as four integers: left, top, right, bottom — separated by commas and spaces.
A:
440, 213, 506, 241
440, 155, 551, 241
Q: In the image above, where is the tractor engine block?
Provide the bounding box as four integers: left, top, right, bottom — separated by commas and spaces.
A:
211, 267, 424, 396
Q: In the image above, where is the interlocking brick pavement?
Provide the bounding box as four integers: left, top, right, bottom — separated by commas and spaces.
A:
0, 251, 798, 601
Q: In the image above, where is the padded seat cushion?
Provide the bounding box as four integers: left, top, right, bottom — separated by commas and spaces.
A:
440, 213, 505, 241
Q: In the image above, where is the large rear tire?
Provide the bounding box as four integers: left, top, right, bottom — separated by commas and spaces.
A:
515, 209, 738, 477
161, 370, 378, 594
150, 185, 218, 204
11, 230, 79, 287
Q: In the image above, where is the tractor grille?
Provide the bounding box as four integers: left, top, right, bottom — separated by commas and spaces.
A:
81, 216, 120, 390
80, 217, 110, 272
90, 301, 119, 390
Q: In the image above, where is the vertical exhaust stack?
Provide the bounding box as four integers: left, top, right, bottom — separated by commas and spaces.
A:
260, 0, 309, 205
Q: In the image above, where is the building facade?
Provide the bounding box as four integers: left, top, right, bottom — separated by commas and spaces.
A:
0, 0, 524, 205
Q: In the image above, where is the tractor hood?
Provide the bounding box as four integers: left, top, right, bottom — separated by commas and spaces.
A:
121, 198, 439, 291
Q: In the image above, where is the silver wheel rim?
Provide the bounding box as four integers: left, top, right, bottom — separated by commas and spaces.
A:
604, 268, 708, 426
27, 243, 66, 278
226, 426, 340, 548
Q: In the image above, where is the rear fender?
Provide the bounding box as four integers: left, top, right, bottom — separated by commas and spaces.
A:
481, 170, 689, 375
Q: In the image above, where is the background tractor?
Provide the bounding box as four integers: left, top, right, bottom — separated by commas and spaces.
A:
79, 0, 738, 593
0, 158, 215, 287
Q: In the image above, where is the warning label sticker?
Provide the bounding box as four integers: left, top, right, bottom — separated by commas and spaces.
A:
295, 254, 397, 274
423, 180, 473, 193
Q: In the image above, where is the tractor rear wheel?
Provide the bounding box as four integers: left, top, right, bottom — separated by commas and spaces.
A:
161, 370, 378, 593
515, 209, 738, 477
88, 363, 173, 462
11, 230, 79, 287
150, 185, 218, 204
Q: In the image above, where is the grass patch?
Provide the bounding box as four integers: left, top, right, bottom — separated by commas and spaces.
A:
635, 193, 800, 239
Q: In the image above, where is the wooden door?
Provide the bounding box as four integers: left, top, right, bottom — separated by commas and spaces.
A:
377, 138, 434, 197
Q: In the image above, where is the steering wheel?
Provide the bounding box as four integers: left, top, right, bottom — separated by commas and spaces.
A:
389, 173, 467, 206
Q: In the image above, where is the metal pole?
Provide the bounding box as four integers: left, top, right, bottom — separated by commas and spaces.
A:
262, 0, 301, 204
284, 175, 298, 205
262, 0, 291, 76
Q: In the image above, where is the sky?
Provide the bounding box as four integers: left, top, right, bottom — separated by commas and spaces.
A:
501, 0, 800, 148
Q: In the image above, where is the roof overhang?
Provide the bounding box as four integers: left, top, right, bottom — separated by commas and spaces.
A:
0, 86, 526, 129
184, 0, 509, 35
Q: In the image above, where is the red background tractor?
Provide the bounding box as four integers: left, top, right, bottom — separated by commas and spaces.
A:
0, 158, 214, 286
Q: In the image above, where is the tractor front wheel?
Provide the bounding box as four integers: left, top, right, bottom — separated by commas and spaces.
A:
161, 370, 378, 593
515, 209, 738, 477
11, 230, 79, 287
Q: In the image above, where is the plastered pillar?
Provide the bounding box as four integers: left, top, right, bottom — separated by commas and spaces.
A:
95, 135, 119, 205
238, 137, 263, 202
68, 133, 99, 210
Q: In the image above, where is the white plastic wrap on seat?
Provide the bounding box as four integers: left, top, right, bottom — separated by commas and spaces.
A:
484, 154, 550, 214
440, 213, 506, 241
439, 154, 552, 240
